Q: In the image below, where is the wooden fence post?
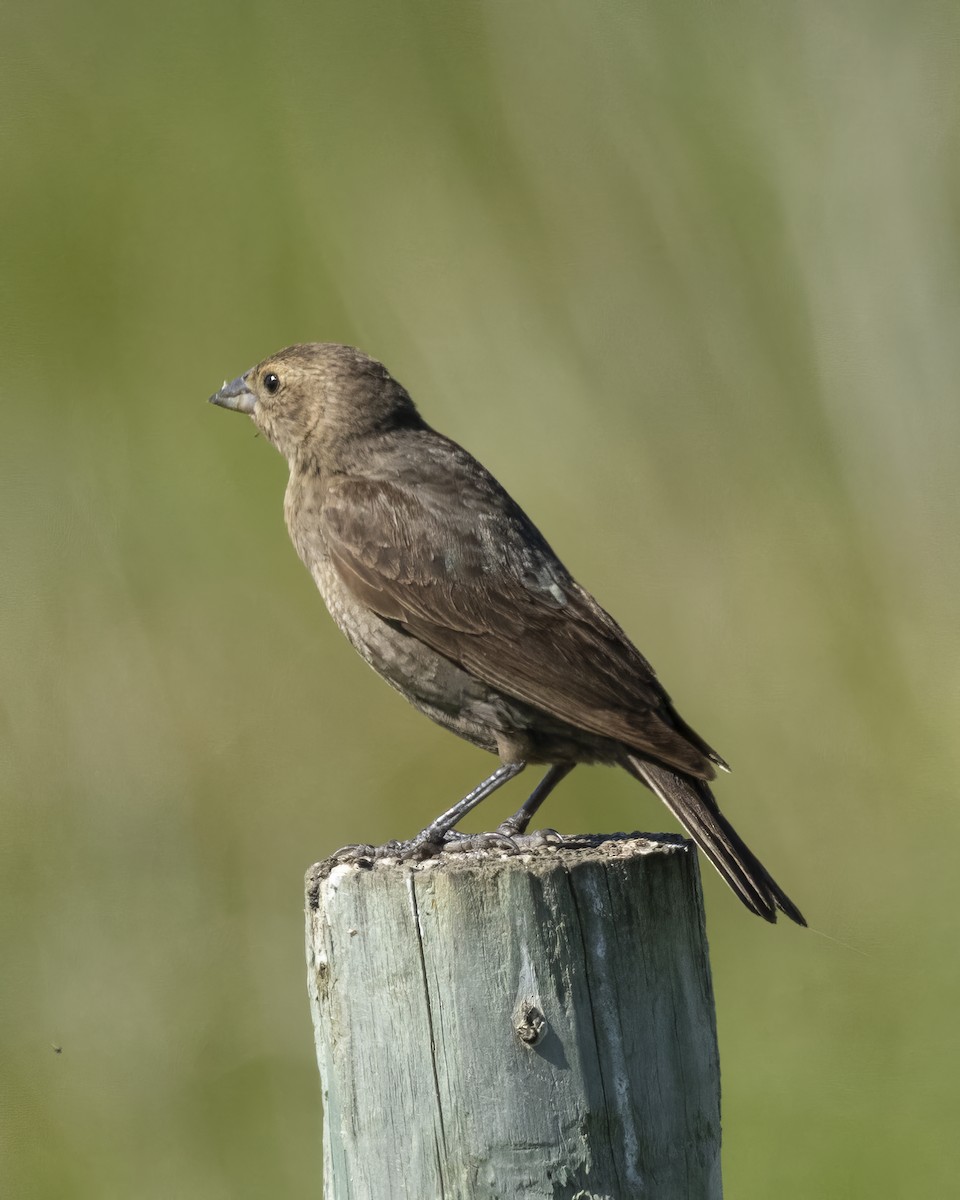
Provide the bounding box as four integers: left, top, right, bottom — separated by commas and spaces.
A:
305, 833, 722, 1199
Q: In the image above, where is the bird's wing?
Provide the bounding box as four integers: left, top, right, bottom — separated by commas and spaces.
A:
321, 471, 718, 778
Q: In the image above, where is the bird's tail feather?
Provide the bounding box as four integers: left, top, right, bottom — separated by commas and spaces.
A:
624, 755, 806, 926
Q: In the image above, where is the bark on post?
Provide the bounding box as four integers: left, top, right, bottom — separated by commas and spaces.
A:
305, 834, 722, 1199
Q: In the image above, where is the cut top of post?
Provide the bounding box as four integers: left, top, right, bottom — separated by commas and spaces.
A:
306, 832, 721, 1200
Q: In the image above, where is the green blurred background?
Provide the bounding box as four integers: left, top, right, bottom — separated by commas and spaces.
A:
3, 1, 959, 1195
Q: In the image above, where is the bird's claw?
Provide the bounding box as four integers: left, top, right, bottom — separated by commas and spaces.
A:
327, 837, 445, 866
519, 827, 565, 848
328, 842, 377, 866
442, 828, 565, 854
442, 829, 519, 854
327, 827, 565, 869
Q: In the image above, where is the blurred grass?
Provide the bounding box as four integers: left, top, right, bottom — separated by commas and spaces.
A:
2, 1, 960, 1195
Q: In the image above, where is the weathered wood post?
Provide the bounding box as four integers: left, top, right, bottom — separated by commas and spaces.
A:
305, 834, 721, 1199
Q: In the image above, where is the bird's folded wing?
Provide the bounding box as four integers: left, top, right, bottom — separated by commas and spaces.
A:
322, 475, 716, 778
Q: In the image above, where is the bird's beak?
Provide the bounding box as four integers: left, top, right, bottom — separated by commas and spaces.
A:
209, 372, 257, 415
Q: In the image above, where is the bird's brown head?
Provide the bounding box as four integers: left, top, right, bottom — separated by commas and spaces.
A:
209, 343, 422, 464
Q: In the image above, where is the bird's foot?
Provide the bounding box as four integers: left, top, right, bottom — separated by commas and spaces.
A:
328, 836, 445, 865
495, 820, 565, 846
328, 826, 565, 868
442, 827, 565, 854
441, 829, 519, 854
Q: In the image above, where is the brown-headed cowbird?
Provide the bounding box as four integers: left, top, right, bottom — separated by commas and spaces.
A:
210, 343, 804, 924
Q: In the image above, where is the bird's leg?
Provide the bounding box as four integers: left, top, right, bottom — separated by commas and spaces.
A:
413, 762, 526, 848
330, 762, 526, 864
496, 763, 575, 838
442, 762, 575, 854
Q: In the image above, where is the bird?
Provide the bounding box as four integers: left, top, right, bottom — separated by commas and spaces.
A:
210, 343, 805, 925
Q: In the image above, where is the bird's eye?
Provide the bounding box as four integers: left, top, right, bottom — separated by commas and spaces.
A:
263, 372, 280, 395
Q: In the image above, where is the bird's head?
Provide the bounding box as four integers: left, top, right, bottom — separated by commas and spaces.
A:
209, 342, 422, 464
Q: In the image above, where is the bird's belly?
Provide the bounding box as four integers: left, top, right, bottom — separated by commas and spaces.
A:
308, 557, 495, 749
307, 556, 613, 764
